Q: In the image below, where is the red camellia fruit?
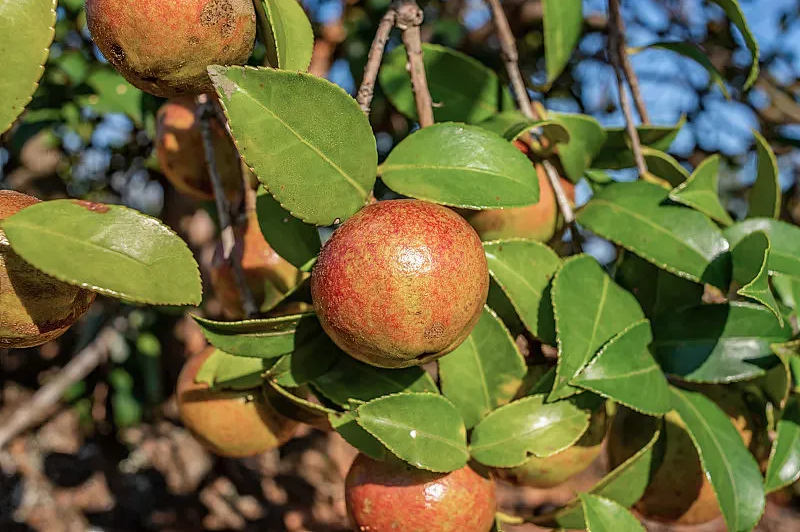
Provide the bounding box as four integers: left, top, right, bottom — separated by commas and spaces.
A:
86, 0, 256, 98
345, 454, 497, 532
0, 191, 96, 349
311, 199, 489, 368
176, 347, 298, 457
155, 97, 244, 202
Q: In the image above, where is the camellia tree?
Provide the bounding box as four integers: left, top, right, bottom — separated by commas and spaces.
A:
1, 0, 799, 531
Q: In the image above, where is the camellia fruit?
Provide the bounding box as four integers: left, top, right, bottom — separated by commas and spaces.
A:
462, 141, 575, 242
0, 191, 96, 349
176, 347, 298, 458
155, 97, 244, 202
345, 453, 497, 532
85, 0, 256, 98
608, 386, 756, 525
494, 406, 606, 488
311, 199, 489, 368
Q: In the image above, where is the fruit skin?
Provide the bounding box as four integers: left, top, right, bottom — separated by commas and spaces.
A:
86, 0, 256, 98
345, 454, 497, 532
608, 386, 756, 525
461, 141, 576, 242
311, 199, 489, 368
210, 190, 307, 319
156, 97, 244, 202
176, 347, 298, 458
495, 406, 606, 488
0, 191, 96, 349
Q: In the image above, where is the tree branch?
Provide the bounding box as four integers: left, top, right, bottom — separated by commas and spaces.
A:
357, 8, 397, 115
396, 0, 435, 127
608, 0, 649, 124
608, 0, 648, 179
196, 95, 259, 319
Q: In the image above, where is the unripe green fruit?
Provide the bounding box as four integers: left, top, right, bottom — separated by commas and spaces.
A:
311, 199, 489, 368
608, 386, 755, 526
345, 454, 497, 532
176, 347, 298, 458
86, 0, 256, 98
494, 406, 606, 488
0, 191, 96, 349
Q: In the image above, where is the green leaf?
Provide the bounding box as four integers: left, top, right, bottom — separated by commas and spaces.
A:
379, 44, 512, 124
580, 493, 646, 532
254, 0, 313, 71
355, 393, 469, 472
592, 118, 685, 169
630, 42, 730, 99
550, 113, 607, 182
764, 395, 800, 493
483, 239, 561, 341
263, 380, 336, 428
193, 313, 314, 359
381, 123, 540, 209
468, 394, 594, 468
268, 322, 342, 387
641, 147, 689, 187
438, 307, 526, 428
669, 386, 765, 532
652, 302, 791, 383
572, 320, 670, 416
613, 251, 704, 319
725, 219, 800, 280
577, 181, 730, 288
195, 348, 272, 390
0, 0, 56, 133
760, 340, 796, 408
669, 155, 734, 226
708, 0, 759, 89
477, 112, 569, 144
312, 354, 437, 407
329, 410, 387, 461
732, 232, 783, 324
209, 66, 376, 226
539, 410, 661, 529
255, 187, 320, 268
773, 273, 800, 310
1, 200, 201, 305
543, 0, 583, 84
747, 130, 780, 220
550, 255, 645, 401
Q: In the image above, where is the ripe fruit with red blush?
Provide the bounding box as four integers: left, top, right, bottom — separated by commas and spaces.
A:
345, 453, 497, 532
0, 191, 96, 349
156, 97, 244, 202
310, 199, 489, 368
176, 347, 298, 458
86, 0, 256, 98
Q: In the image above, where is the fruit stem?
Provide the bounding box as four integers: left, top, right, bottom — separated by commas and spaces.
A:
196, 95, 259, 319
396, 0, 435, 128
357, 6, 397, 116
608, 0, 649, 180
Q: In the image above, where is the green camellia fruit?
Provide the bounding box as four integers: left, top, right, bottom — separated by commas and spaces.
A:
608, 386, 756, 525
345, 453, 497, 532
85, 0, 256, 98
311, 199, 489, 368
494, 406, 607, 488
0, 191, 96, 349
176, 347, 298, 458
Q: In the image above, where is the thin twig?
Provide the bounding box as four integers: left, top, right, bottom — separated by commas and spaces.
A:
608, 0, 649, 124
607, 0, 648, 179
357, 7, 397, 114
196, 95, 259, 319
0, 327, 119, 449
396, 0, 434, 127
486, 0, 580, 251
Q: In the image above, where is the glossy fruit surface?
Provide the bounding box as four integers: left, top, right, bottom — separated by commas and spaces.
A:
311, 199, 489, 368
0, 191, 96, 349
345, 454, 497, 532
156, 97, 243, 201
176, 347, 298, 457
86, 0, 256, 97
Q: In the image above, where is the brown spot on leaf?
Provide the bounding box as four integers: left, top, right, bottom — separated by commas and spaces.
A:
72, 200, 109, 214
